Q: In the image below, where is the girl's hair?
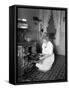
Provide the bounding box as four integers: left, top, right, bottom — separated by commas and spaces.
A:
42, 34, 49, 42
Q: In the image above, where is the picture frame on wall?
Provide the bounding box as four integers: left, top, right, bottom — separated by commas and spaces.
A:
9, 5, 67, 85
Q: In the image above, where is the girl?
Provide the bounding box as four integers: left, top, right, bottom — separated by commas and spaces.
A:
36, 35, 55, 72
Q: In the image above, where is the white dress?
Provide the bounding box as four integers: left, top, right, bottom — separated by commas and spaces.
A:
36, 41, 55, 72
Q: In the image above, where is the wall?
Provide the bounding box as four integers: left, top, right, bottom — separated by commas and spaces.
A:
18, 8, 40, 40
57, 11, 65, 55
18, 8, 40, 31
18, 8, 65, 56
42, 10, 65, 56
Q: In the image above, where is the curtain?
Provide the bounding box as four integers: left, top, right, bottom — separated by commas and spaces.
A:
38, 10, 51, 39
43, 10, 51, 33
53, 10, 61, 46
39, 10, 51, 39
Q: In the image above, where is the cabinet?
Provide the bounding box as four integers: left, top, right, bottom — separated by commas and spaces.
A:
17, 28, 40, 79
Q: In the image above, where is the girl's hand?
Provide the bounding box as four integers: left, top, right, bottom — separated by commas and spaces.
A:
39, 54, 45, 59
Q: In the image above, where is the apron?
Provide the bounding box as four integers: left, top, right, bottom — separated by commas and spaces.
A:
36, 41, 55, 72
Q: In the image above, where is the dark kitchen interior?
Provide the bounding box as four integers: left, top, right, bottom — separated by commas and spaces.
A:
17, 8, 65, 82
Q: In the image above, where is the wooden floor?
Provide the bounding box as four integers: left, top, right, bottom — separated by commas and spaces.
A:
18, 55, 66, 82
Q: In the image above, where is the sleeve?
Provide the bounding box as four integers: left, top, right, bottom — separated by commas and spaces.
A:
42, 42, 53, 55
